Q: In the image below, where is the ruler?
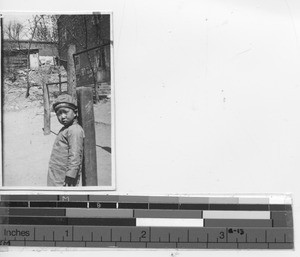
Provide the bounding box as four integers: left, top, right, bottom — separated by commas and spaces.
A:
0, 194, 293, 249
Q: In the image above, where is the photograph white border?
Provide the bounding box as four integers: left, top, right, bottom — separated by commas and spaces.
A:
0, 11, 116, 191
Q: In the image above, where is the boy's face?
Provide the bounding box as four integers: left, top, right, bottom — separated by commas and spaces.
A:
56, 107, 77, 126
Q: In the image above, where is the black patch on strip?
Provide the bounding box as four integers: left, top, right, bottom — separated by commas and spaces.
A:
57, 202, 87, 208
149, 203, 179, 209
5, 217, 68, 225
209, 204, 240, 210
270, 205, 292, 211
238, 204, 270, 211
67, 218, 136, 226
118, 203, 149, 209
0, 201, 29, 207
179, 204, 209, 210
89, 202, 117, 208
30, 202, 57, 208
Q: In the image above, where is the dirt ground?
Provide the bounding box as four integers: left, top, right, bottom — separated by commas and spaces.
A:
2, 67, 113, 188
3, 101, 112, 188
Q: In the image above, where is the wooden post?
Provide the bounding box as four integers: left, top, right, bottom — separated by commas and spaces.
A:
67, 44, 77, 100
58, 74, 62, 93
43, 83, 51, 135
77, 87, 98, 186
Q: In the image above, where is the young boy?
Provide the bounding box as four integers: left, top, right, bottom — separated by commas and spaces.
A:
47, 94, 85, 187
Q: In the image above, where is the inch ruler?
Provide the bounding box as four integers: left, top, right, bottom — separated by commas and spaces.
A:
0, 194, 294, 249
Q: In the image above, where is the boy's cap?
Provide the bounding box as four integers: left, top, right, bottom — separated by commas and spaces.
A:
53, 94, 77, 112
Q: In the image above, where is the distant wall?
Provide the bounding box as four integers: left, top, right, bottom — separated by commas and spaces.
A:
3, 49, 39, 71
3, 40, 58, 56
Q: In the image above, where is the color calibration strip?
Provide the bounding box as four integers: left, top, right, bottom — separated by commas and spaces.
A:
0, 194, 293, 249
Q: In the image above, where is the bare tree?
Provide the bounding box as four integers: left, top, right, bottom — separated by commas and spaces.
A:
34, 15, 58, 43
4, 21, 24, 49
25, 15, 42, 97
3, 21, 25, 81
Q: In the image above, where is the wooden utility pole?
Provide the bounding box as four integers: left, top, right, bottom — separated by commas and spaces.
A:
67, 44, 77, 100
58, 74, 62, 94
77, 87, 98, 186
43, 82, 50, 135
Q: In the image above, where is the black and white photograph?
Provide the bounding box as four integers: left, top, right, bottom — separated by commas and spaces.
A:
1, 0, 300, 255
1, 13, 115, 188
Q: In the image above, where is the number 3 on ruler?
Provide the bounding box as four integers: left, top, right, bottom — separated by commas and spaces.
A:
219, 231, 225, 239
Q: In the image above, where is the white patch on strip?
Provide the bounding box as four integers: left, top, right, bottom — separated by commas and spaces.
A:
203, 211, 270, 219
136, 218, 203, 227
269, 195, 292, 205
238, 198, 269, 204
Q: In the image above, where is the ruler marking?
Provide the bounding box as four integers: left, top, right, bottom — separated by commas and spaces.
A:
82, 236, 84, 242
246, 233, 248, 243
91, 232, 94, 242
43, 235, 45, 241
130, 232, 132, 242
168, 233, 170, 242
284, 233, 286, 243
53, 231, 54, 241
265, 230, 267, 243
110, 228, 112, 242
226, 228, 228, 243
101, 236, 103, 242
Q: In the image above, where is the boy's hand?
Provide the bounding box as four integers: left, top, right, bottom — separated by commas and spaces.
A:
63, 176, 77, 186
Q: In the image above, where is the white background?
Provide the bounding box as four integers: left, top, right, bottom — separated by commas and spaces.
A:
1, 0, 300, 256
